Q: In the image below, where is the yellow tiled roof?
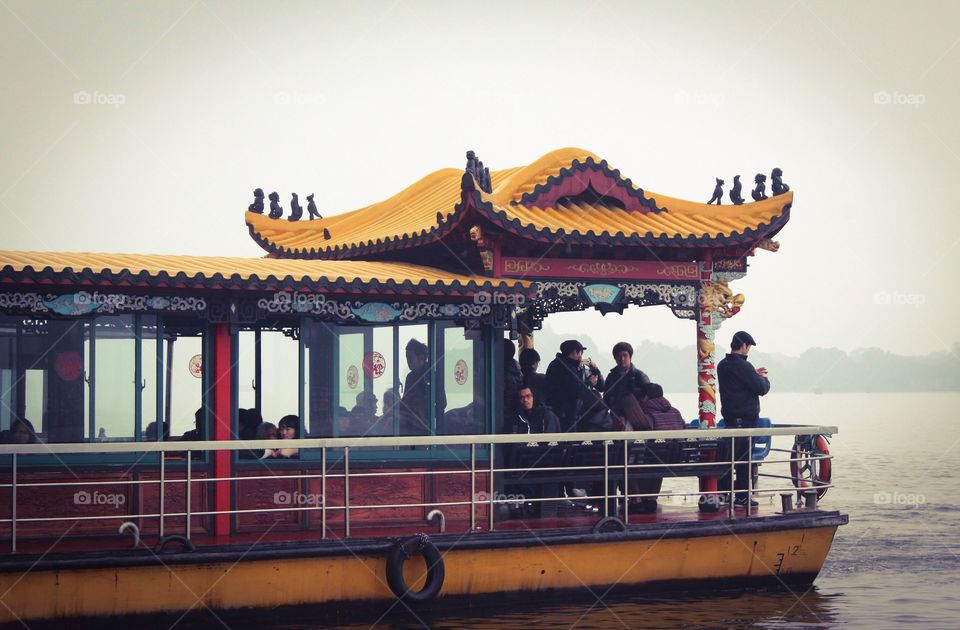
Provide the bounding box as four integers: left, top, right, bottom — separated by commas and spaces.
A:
0, 251, 533, 295
246, 148, 793, 257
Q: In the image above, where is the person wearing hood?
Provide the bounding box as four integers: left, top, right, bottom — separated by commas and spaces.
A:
544, 340, 602, 432
638, 383, 685, 431
717, 331, 770, 507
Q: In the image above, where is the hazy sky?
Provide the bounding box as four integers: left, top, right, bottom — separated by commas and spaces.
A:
1, 0, 957, 359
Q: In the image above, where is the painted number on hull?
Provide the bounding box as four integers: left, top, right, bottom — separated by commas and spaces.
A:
774, 545, 802, 575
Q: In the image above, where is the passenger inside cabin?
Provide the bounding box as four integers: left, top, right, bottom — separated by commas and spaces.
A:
144, 421, 170, 441
238, 408, 264, 459
0, 417, 39, 444
181, 408, 204, 441
263, 415, 300, 459
350, 391, 389, 436
255, 421, 278, 459
399, 338, 442, 435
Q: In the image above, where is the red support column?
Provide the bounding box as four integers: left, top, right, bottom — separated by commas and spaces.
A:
212, 323, 232, 537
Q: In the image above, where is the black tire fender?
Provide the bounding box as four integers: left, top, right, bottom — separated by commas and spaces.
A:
154, 535, 195, 554
386, 534, 445, 603
592, 516, 627, 534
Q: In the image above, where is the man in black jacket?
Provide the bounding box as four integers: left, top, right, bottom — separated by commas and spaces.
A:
603, 341, 651, 430
717, 331, 770, 506
544, 340, 602, 432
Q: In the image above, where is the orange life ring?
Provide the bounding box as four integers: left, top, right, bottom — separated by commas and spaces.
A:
791, 435, 831, 499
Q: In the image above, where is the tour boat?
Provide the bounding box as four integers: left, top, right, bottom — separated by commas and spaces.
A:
0, 148, 844, 623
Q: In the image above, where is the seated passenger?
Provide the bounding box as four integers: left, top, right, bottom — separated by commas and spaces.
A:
603, 342, 651, 430
181, 408, 204, 441
255, 421, 278, 459
265, 415, 300, 459
507, 387, 560, 434
238, 408, 264, 459
1, 417, 39, 444
144, 421, 170, 441
349, 391, 387, 436
639, 383, 686, 431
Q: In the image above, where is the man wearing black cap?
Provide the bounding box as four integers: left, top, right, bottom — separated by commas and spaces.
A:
544, 340, 602, 432
717, 331, 770, 506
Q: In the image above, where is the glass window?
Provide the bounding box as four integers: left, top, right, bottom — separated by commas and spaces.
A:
163, 322, 205, 441
437, 323, 485, 435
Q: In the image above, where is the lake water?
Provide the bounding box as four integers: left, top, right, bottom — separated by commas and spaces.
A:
36, 393, 960, 629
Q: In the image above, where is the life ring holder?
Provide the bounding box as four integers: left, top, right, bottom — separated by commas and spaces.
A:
154, 535, 195, 554
592, 516, 627, 534
386, 533, 445, 603
790, 434, 832, 499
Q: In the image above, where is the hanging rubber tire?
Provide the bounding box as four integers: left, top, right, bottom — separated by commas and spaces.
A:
154, 535, 195, 554
386, 534, 445, 603
592, 516, 627, 534
791, 435, 832, 499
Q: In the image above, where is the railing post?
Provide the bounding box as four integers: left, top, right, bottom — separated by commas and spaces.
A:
746, 433, 753, 517
11, 453, 16, 553
185, 454, 192, 539
622, 439, 629, 522
321, 447, 327, 539
728, 435, 735, 520
488, 441, 495, 531
470, 444, 476, 531
159, 452, 165, 537
344, 446, 350, 538
603, 440, 609, 518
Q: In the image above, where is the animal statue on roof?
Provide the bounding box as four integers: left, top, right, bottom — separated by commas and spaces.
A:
707, 178, 724, 205
306, 193, 322, 220
771, 168, 790, 195
751, 174, 768, 201
464, 150, 492, 193
248, 188, 265, 213
288, 193, 303, 221
323, 228, 331, 240
729, 175, 745, 205
268, 192, 283, 219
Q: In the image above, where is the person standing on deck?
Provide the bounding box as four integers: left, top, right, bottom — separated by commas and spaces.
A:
544, 340, 599, 432
603, 342, 652, 431
717, 330, 770, 506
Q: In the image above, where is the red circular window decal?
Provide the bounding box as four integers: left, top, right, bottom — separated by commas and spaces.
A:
362, 351, 386, 379
54, 351, 83, 381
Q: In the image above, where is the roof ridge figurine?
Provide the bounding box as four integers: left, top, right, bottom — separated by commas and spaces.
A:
707, 178, 724, 205
729, 175, 745, 205
288, 193, 303, 222
751, 174, 768, 201
306, 193, 322, 220
248, 188, 265, 213
771, 168, 790, 196
464, 150, 492, 193
268, 191, 283, 219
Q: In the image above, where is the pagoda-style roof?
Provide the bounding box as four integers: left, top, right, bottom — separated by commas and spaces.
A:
246, 148, 792, 259
0, 251, 533, 297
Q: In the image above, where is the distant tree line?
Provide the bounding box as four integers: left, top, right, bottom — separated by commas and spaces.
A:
530, 331, 960, 393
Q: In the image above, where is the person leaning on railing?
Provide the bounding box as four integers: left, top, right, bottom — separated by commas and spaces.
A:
717, 331, 770, 507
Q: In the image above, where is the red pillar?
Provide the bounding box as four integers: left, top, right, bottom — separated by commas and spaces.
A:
212, 323, 232, 536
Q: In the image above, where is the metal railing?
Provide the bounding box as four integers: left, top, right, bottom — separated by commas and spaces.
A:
0, 424, 836, 553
